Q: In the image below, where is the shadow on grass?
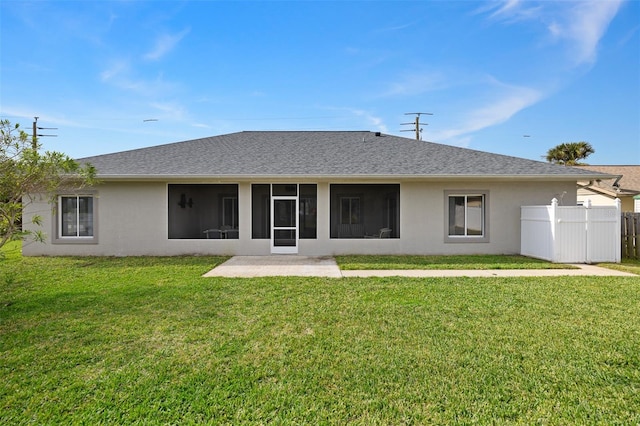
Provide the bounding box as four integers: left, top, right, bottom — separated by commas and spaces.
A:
62, 255, 231, 269
1, 250, 229, 270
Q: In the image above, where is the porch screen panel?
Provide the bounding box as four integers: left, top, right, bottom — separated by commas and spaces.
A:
300, 184, 317, 239
251, 184, 270, 239
330, 184, 399, 239
341, 197, 360, 225
168, 184, 238, 239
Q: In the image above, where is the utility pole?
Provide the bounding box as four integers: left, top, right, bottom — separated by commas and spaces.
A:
32, 117, 38, 149
401, 112, 433, 140
32, 116, 58, 149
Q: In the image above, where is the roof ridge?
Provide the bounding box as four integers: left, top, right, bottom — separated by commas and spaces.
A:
240, 130, 373, 134
76, 130, 619, 180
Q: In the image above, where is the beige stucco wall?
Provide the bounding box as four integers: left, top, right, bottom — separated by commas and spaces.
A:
313, 180, 575, 256
577, 188, 634, 212
22, 179, 576, 257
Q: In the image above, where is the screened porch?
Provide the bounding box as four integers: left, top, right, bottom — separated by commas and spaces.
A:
329, 184, 400, 239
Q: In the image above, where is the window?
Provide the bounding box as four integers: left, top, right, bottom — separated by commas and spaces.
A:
55, 195, 97, 243
445, 192, 489, 242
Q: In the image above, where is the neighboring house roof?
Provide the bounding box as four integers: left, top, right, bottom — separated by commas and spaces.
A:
79, 131, 615, 181
574, 165, 640, 197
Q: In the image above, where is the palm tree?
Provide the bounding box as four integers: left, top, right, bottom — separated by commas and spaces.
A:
545, 141, 595, 165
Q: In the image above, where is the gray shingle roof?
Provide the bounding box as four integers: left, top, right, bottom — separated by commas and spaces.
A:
79, 131, 613, 180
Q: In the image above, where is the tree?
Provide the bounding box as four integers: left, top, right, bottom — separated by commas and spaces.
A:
545, 141, 595, 166
0, 119, 96, 251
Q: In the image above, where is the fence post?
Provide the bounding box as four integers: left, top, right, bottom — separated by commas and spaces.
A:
631, 212, 636, 259
615, 199, 621, 262
585, 199, 591, 263
637, 213, 640, 259
620, 210, 640, 260
636, 213, 640, 259
622, 212, 636, 259
550, 198, 558, 262
622, 213, 629, 258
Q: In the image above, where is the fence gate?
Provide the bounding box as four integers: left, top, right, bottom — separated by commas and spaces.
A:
521, 198, 621, 263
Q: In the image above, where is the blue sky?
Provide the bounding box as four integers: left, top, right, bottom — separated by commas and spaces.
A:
1, 0, 638, 164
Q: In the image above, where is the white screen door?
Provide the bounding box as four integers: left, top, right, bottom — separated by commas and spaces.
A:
271, 196, 298, 254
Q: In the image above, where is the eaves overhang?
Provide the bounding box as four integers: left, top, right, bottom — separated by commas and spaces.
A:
582, 185, 640, 198
92, 172, 618, 182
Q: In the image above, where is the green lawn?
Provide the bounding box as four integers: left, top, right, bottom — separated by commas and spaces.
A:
336, 254, 577, 270
598, 258, 640, 276
1, 249, 639, 424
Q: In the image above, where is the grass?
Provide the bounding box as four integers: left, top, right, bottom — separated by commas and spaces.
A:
1, 245, 639, 424
336, 254, 577, 270
598, 258, 640, 276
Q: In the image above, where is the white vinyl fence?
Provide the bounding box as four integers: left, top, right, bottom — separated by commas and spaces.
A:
521, 198, 621, 263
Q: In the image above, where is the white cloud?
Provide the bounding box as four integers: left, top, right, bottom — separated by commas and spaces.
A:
429, 80, 543, 143
99, 62, 179, 97
477, 0, 542, 23
466, 86, 541, 130
375, 20, 419, 33
442, 1, 625, 150
551, 1, 624, 65
350, 108, 388, 133
381, 71, 450, 97
489, 0, 523, 19
0, 107, 81, 128
482, 0, 624, 66
143, 27, 190, 61
150, 101, 188, 120
100, 60, 129, 82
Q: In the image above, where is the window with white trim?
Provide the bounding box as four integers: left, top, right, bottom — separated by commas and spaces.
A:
59, 195, 94, 238
445, 192, 489, 242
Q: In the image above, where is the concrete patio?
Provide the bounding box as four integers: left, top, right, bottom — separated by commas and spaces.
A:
203, 256, 637, 278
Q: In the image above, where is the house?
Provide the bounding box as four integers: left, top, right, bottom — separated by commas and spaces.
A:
22, 131, 614, 257
575, 165, 640, 212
